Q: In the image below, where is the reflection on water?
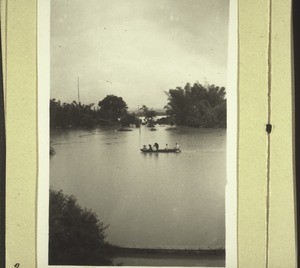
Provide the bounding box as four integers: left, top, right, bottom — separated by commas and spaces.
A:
50, 125, 226, 250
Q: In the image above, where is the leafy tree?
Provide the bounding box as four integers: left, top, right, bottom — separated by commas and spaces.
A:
213, 100, 227, 128
120, 113, 140, 127
201, 109, 218, 128
165, 82, 226, 128
50, 99, 64, 128
49, 189, 114, 265
186, 100, 210, 128
81, 114, 94, 128
98, 95, 128, 121
140, 105, 157, 120
164, 88, 186, 125
206, 85, 226, 107
140, 105, 157, 127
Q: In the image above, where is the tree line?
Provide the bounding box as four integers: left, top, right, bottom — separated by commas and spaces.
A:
50, 95, 136, 129
50, 82, 226, 129
50, 96, 160, 129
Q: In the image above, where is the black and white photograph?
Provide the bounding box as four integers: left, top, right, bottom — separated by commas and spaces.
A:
42, 0, 236, 266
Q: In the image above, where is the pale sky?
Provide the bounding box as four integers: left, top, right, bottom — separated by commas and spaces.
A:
51, 0, 229, 110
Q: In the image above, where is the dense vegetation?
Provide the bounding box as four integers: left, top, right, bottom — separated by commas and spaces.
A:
140, 105, 157, 127
50, 95, 138, 129
165, 83, 226, 128
49, 189, 114, 265
98, 95, 128, 121
50, 100, 96, 128
50, 82, 226, 129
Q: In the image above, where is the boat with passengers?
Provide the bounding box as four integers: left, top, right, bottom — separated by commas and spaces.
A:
140, 148, 181, 153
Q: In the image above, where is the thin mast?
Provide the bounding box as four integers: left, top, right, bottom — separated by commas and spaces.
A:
138, 105, 141, 134
77, 76, 81, 103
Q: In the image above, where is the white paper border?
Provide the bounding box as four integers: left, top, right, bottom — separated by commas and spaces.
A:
37, 0, 50, 266
37, 0, 238, 267
225, 0, 238, 267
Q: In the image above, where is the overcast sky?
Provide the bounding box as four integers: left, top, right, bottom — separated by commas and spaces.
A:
51, 0, 229, 110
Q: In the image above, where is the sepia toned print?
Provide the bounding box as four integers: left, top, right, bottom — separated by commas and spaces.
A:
48, 0, 229, 266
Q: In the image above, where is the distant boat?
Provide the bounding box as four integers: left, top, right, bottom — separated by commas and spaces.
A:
140, 148, 181, 153
150, 127, 157, 131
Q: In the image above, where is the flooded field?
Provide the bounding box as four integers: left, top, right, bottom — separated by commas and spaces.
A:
50, 125, 226, 265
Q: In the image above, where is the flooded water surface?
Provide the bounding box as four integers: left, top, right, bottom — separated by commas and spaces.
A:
50, 125, 226, 253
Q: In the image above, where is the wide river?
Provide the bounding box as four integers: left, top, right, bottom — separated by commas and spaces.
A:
50, 125, 226, 252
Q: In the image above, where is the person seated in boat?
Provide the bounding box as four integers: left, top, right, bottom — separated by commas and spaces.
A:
148, 144, 153, 151
154, 142, 159, 150
175, 143, 181, 152
143, 145, 147, 150
165, 144, 169, 150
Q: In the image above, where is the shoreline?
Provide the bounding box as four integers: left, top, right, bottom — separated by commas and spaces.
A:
111, 247, 225, 267
111, 246, 225, 257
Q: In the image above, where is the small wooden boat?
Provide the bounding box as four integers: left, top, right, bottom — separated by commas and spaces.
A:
140, 148, 181, 153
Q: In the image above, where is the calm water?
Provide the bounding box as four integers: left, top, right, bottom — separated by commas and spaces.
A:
50, 125, 226, 251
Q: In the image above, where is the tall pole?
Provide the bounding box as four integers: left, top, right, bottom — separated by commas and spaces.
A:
138, 105, 141, 134
77, 76, 81, 104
